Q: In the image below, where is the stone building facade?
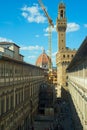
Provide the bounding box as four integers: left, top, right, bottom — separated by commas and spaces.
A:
0, 42, 24, 61
0, 42, 45, 130
67, 37, 87, 130
56, 2, 76, 97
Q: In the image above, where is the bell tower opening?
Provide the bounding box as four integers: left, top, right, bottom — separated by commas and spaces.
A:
60, 10, 63, 18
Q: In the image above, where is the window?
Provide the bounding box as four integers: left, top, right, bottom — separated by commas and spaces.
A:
10, 95, 14, 109
16, 93, 18, 105
67, 55, 69, 58
19, 92, 20, 104
21, 91, 23, 102
6, 96, 9, 111
71, 55, 73, 58
60, 10, 63, 18
1, 98, 5, 114
63, 55, 65, 58
0, 64, 4, 77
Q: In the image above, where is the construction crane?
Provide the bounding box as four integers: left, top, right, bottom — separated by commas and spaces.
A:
38, 0, 54, 71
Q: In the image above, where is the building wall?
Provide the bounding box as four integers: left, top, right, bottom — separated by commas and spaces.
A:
0, 56, 45, 130
13, 45, 19, 60
68, 61, 87, 130
0, 47, 4, 52
67, 37, 87, 130
0, 46, 14, 58
0, 42, 23, 61
56, 49, 76, 97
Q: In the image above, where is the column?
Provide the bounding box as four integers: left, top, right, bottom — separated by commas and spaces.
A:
23, 87, 24, 101
84, 101, 87, 130
9, 94, 11, 110
4, 63, 6, 86
82, 97, 85, 127
14, 88, 16, 108
0, 98, 1, 115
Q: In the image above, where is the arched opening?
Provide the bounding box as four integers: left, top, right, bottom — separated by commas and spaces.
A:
60, 10, 63, 18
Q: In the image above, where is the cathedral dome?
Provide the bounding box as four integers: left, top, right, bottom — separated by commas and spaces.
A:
36, 50, 51, 69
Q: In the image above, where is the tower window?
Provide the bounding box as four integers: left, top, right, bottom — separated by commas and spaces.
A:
60, 10, 63, 18
67, 55, 69, 58
71, 55, 73, 57
63, 55, 65, 58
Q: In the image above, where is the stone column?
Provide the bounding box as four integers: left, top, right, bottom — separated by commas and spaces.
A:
23, 87, 24, 101
9, 94, 10, 110
0, 97, 1, 115
14, 88, 15, 108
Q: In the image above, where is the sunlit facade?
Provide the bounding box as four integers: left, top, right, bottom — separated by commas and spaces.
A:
0, 42, 45, 130
67, 37, 87, 130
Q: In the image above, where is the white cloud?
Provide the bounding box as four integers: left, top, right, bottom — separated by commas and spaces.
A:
84, 24, 87, 28
35, 35, 39, 38
21, 4, 46, 23
52, 51, 57, 57
46, 51, 57, 57
20, 45, 43, 51
28, 55, 36, 59
44, 25, 56, 33
44, 23, 80, 33
22, 12, 28, 18
67, 23, 80, 32
0, 37, 13, 42
44, 33, 48, 36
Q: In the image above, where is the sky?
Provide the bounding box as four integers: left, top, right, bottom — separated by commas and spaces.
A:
0, 0, 87, 66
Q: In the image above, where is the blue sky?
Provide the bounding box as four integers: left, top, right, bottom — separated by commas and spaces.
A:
0, 0, 87, 66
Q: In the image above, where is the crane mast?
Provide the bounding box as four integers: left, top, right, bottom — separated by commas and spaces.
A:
38, 0, 54, 71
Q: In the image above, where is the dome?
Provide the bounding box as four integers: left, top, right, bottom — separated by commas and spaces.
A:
36, 50, 51, 69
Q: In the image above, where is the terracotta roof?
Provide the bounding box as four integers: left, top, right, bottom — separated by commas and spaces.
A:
36, 50, 51, 68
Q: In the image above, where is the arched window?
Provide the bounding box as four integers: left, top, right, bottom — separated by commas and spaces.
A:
67, 55, 69, 58
60, 10, 63, 18
71, 55, 73, 57
63, 55, 65, 58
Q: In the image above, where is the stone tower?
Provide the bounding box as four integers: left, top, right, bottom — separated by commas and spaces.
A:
56, 2, 76, 98
56, 2, 67, 51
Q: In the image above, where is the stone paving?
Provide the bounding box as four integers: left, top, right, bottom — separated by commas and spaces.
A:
33, 100, 75, 130
54, 100, 75, 130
